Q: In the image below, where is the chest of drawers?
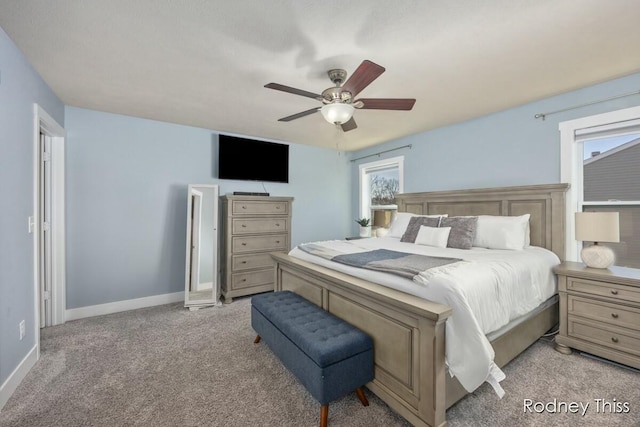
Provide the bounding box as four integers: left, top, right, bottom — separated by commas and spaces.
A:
220, 195, 293, 303
555, 261, 640, 369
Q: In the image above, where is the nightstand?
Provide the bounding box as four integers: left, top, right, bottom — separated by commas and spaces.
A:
554, 261, 640, 369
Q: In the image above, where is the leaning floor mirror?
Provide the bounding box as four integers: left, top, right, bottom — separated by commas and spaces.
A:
184, 184, 221, 309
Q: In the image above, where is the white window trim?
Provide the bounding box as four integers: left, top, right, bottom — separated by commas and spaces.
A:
559, 105, 640, 261
358, 155, 404, 219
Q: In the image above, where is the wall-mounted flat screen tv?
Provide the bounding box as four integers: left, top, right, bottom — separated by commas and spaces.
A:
218, 135, 289, 183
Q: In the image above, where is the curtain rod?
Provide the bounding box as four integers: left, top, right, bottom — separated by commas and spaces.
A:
350, 144, 412, 163
534, 89, 640, 120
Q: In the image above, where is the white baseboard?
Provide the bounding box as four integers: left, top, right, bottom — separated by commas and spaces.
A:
65, 292, 184, 321
0, 345, 37, 411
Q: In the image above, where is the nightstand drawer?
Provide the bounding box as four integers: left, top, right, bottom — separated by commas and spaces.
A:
567, 277, 640, 304
231, 269, 273, 290
568, 295, 640, 330
232, 200, 289, 215
568, 317, 640, 356
232, 218, 288, 234
232, 234, 288, 253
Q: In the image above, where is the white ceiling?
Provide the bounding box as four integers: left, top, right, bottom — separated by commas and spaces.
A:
2, 1, 640, 151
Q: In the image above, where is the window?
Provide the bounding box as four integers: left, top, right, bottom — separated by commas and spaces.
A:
359, 156, 404, 229
581, 134, 640, 267
560, 106, 640, 268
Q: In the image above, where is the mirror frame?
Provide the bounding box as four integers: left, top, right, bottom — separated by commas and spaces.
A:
184, 184, 220, 309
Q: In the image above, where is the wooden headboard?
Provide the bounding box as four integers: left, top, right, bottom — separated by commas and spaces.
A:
396, 183, 569, 260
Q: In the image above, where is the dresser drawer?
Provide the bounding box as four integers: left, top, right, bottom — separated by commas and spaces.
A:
232, 234, 288, 253
568, 317, 640, 356
568, 295, 640, 330
567, 277, 640, 304
231, 269, 273, 290
232, 253, 275, 272
232, 200, 289, 215
232, 218, 288, 235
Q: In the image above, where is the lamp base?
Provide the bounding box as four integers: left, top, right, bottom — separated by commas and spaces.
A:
581, 244, 615, 269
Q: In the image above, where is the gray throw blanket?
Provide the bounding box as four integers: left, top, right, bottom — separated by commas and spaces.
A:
299, 244, 462, 279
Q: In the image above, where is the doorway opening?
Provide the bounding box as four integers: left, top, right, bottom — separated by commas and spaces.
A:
33, 104, 66, 357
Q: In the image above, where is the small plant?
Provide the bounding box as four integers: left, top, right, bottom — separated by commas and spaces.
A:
355, 218, 370, 227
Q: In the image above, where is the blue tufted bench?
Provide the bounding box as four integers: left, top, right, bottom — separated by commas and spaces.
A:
251, 291, 374, 427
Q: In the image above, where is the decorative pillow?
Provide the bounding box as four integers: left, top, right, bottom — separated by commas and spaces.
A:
473, 214, 530, 250
388, 213, 446, 239
415, 225, 451, 248
439, 216, 478, 249
400, 216, 441, 243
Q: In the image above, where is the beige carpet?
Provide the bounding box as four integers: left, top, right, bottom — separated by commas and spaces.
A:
1, 297, 638, 427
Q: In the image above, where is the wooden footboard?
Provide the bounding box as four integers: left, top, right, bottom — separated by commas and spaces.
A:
273, 253, 452, 427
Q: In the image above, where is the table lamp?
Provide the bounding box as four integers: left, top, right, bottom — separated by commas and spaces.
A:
373, 210, 392, 237
575, 212, 620, 269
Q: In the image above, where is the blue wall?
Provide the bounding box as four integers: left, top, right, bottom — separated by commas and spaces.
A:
0, 28, 64, 390
350, 72, 640, 231
65, 107, 351, 309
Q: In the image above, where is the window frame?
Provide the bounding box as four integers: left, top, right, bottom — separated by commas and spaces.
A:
559, 105, 640, 261
358, 155, 404, 221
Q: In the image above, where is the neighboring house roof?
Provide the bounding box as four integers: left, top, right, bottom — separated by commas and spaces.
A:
584, 137, 640, 165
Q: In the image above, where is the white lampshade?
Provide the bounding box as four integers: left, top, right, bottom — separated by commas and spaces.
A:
320, 102, 354, 125
575, 212, 620, 269
575, 212, 620, 243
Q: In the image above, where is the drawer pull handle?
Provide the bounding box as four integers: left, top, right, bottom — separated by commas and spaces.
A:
276, 240, 280, 244
242, 279, 247, 282
276, 223, 280, 227
241, 243, 247, 246
241, 224, 246, 227
276, 206, 281, 209
241, 261, 247, 264
611, 290, 619, 295
611, 337, 619, 343
611, 313, 619, 319
242, 205, 246, 209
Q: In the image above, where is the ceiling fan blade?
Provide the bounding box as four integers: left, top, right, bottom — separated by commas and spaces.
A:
340, 117, 357, 132
355, 98, 416, 110
341, 60, 385, 97
265, 83, 322, 100
278, 107, 321, 122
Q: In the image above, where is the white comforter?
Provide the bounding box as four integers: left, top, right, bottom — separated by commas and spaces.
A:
289, 237, 559, 396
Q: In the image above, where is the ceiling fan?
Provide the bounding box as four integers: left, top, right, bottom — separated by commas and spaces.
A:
265, 60, 416, 132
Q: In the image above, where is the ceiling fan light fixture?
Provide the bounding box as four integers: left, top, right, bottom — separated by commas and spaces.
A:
320, 102, 354, 125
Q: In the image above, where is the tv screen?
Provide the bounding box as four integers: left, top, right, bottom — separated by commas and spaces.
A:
218, 135, 289, 183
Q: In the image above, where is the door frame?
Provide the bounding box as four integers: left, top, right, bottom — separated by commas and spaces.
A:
33, 104, 66, 357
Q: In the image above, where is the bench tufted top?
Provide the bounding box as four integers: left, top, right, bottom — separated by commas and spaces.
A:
252, 291, 373, 367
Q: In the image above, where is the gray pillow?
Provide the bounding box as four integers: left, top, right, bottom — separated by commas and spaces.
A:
440, 217, 478, 249
401, 216, 441, 243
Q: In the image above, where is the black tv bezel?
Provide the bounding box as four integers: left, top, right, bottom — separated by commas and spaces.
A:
217, 135, 289, 183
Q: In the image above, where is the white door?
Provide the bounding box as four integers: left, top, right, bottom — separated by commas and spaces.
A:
39, 133, 52, 327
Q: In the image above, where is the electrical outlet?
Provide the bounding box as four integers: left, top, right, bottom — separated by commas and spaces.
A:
19, 320, 25, 340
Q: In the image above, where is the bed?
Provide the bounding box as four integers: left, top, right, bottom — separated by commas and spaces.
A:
272, 183, 568, 427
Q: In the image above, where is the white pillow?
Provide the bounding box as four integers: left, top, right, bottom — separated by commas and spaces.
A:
473, 214, 530, 250
387, 212, 447, 238
415, 225, 451, 248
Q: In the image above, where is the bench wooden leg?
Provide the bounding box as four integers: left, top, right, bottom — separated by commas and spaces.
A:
355, 387, 369, 406
320, 404, 329, 427
254, 335, 261, 344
